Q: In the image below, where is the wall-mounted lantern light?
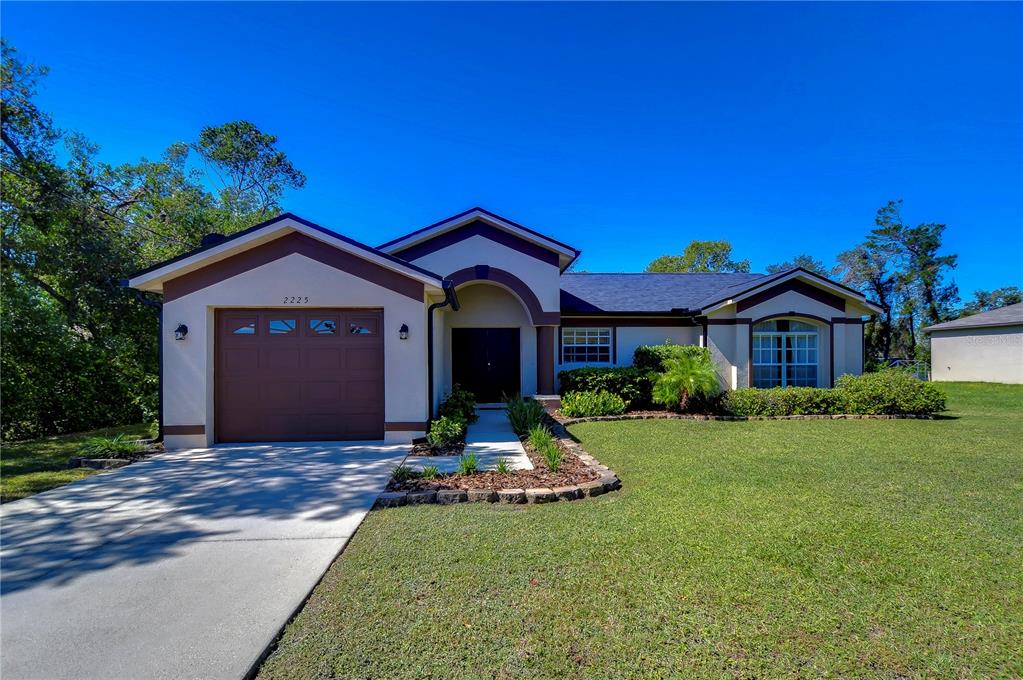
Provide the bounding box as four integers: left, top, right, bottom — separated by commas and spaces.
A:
174, 324, 189, 341
399, 323, 409, 341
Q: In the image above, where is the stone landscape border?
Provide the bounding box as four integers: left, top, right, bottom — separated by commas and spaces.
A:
374, 414, 622, 509
558, 412, 938, 424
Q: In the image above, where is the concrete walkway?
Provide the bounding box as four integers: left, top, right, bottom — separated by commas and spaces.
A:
0, 441, 406, 680
405, 408, 533, 473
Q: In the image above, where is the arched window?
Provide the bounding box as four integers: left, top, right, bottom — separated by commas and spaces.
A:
752, 319, 819, 387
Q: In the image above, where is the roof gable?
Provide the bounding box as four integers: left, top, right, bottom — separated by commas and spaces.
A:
924, 302, 1023, 332
378, 208, 580, 271
126, 213, 445, 293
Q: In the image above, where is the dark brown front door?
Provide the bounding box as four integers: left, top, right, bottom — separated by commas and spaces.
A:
215, 309, 384, 442
451, 328, 520, 402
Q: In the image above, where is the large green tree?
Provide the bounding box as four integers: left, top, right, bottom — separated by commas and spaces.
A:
766, 254, 828, 276
960, 286, 1021, 316
1, 40, 306, 439
646, 240, 750, 273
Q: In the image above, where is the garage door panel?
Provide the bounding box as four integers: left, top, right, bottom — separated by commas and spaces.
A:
216, 308, 384, 442
306, 347, 344, 371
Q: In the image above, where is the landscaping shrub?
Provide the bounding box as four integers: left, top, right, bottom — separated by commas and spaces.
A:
457, 452, 479, 475
724, 387, 846, 417
633, 342, 712, 373
505, 395, 545, 435
438, 384, 478, 424
836, 369, 947, 415
527, 424, 562, 472
557, 366, 653, 407
392, 464, 416, 482
723, 370, 946, 417
495, 457, 510, 474
560, 390, 628, 418
78, 433, 146, 459
652, 353, 722, 412
420, 465, 440, 479
427, 415, 466, 447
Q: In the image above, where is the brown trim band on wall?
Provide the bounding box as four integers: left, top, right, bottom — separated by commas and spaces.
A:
704, 317, 752, 325
164, 232, 426, 303
736, 279, 845, 312
164, 425, 205, 435
536, 326, 556, 393
832, 317, 866, 324
391, 220, 561, 267
447, 266, 560, 326
385, 422, 428, 431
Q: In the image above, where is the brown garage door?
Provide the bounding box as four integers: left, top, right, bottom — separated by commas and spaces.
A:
215, 309, 384, 442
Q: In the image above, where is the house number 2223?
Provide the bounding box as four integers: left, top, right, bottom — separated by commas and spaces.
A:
281, 296, 309, 304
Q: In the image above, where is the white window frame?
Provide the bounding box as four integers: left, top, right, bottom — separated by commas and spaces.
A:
561, 327, 613, 364
752, 328, 819, 387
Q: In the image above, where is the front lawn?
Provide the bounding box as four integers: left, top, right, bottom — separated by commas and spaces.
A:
0, 423, 153, 503
259, 383, 1023, 678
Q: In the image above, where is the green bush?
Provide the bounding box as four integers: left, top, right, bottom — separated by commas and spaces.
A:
78, 433, 146, 459
427, 415, 466, 447
836, 369, 947, 415
560, 390, 628, 418
723, 370, 946, 417
438, 384, 478, 424
392, 464, 416, 482
633, 342, 712, 373
527, 424, 562, 472
495, 457, 510, 474
420, 465, 440, 480
652, 353, 722, 412
505, 395, 545, 435
557, 366, 653, 407
724, 387, 846, 417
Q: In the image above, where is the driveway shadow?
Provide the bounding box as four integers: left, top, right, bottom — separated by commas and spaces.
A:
0, 442, 405, 595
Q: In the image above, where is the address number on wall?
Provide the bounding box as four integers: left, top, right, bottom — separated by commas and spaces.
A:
281, 296, 310, 304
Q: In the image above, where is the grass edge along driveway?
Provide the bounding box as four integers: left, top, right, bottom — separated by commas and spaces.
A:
260, 383, 1022, 679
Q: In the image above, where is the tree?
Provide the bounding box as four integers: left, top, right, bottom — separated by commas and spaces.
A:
194, 121, 306, 218
833, 244, 898, 364
1, 41, 307, 439
766, 254, 828, 276
646, 240, 750, 273
960, 286, 1022, 316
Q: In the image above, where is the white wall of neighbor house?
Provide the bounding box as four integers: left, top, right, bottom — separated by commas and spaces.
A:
439, 283, 538, 399
161, 253, 430, 449
403, 235, 561, 312
930, 326, 1023, 384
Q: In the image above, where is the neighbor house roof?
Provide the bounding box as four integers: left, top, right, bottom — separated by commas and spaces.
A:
923, 302, 1023, 332
560, 272, 768, 314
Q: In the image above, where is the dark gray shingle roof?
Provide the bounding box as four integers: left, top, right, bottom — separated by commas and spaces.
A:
560, 272, 768, 314
923, 303, 1023, 332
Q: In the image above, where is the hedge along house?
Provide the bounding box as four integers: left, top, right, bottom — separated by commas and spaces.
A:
127, 208, 882, 449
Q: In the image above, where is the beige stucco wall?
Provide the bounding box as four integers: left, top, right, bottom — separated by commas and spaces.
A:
161, 252, 429, 448
403, 235, 561, 312
439, 283, 538, 399
930, 325, 1023, 384
614, 327, 701, 366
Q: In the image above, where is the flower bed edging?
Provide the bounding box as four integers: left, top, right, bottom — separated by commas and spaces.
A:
558, 412, 937, 425
373, 415, 622, 510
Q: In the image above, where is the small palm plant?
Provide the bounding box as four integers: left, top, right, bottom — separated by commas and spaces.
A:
652, 354, 721, 413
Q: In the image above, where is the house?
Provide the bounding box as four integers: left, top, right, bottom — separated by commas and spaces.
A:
923, 303, 1023, 384
126, 208, 881, 448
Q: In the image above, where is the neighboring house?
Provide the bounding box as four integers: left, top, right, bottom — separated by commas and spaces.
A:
923, 303, 1023, 384
127, 208, 881, 448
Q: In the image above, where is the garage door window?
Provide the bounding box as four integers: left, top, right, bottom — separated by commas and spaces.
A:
231, 320, 256, 335
269, 319, 296, 335
309, 318, 338, 335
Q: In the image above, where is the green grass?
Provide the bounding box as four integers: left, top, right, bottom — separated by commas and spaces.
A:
1, 423, 153, 503
260, 383, 1023, 679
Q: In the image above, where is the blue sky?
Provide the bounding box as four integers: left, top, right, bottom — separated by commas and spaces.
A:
4, 2, 1021, 297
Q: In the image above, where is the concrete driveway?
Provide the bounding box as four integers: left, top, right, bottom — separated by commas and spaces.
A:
0, 441, 406, 680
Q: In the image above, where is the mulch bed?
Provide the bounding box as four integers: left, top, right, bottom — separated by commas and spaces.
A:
409, 441, 466, 456
388, 438, 600, 492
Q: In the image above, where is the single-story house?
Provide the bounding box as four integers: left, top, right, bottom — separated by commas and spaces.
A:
923, 303, 1023, 384
126, 208, 881, 448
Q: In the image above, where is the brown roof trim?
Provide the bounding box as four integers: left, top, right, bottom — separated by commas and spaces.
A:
129, 212, 444, 285
391, 219, 560, 267
163, 232, 425, 302
736, 278, 845, 312
448, 265, 560, 326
